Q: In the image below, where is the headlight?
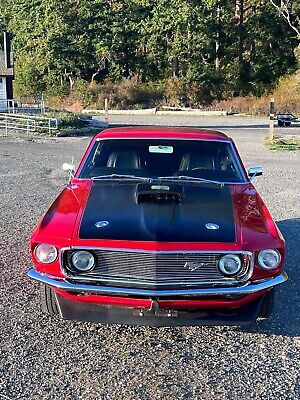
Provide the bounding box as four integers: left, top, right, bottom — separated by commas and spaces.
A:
34, 244, 58, 264
71, 251, 95, 272
218, 254, 242, 276
257, 249, 281, 269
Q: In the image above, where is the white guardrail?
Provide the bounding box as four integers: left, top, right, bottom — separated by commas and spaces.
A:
0, 113, 58, 136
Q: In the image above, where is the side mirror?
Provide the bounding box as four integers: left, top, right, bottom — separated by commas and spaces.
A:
62, 163, 75, 179
248, 166, 263, 179
62, 162, 75, 172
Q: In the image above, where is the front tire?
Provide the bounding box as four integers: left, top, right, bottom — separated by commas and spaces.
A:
278, 120, 284, 127
40, 284, 59, 316
258, 289, 275, 319
284, 122, 291, 126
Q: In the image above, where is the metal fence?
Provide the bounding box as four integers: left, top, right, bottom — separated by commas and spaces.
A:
0, 98, 46, 114
0, 99, 16, 112
0, 113, 58, 137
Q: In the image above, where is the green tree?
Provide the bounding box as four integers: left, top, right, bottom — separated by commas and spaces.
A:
1, 0, 298, 103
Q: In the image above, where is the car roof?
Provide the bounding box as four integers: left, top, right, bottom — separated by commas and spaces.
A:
95, 126, 231, 142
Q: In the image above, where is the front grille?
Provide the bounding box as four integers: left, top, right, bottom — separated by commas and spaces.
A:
62, 249, 252, 289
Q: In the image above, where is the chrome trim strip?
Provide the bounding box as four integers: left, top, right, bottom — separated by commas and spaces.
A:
228, 141, 248, 182
56, 276, 244, 287
27, 268, 288, 297
61, 247, 252, 255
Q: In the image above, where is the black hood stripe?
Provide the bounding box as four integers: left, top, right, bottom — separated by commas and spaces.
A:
79, 182, 236, 242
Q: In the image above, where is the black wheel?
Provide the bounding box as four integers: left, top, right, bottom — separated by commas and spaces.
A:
278, 120, 284, 127
259, 289, 275, 319
284, 122, 291, 126
40, 284, 59, 316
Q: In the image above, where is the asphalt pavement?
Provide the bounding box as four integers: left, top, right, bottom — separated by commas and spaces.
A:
93, 113, 300, 135
0, 119, 299, 399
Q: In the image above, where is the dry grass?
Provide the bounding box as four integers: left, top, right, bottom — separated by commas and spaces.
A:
213, 69, 300, 115
271, 70, 300, 114
265, 135, 300, 150
45, 69, 300, 114
211, 95, 269, 114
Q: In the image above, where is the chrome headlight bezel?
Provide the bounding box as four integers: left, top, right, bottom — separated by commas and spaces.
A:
218, 254, 242, 276
34, 244, 58, 264
71, 250, 95, 272
257, 249, 281, 270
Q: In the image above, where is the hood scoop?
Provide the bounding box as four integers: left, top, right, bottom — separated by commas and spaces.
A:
136, 184, 183, 204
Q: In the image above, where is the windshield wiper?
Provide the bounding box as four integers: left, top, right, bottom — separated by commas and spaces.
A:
92, 174, 152, 182
157, 175, 224, 186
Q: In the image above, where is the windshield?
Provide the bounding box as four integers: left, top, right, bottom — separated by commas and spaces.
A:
79, 139, 245, 183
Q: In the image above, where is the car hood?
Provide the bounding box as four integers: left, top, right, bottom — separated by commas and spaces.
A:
78, 181, 236, 242
31, 183, 88, 244
33, 180, 283, 251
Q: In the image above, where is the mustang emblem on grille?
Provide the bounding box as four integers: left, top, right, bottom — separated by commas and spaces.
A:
184, 261, 206, 271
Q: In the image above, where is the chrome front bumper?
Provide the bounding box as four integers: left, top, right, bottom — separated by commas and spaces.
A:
27, 268, 288, 297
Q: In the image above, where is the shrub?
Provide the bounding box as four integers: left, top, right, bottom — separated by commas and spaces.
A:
164, 77, 188, 107
271, 70, 300, 114
73, 79, 97, 107
45, 111, 86, 130
38, 67, 300, 114
91, 77, 164, 110
212, 69, 300, 115
14, 55, 46, 98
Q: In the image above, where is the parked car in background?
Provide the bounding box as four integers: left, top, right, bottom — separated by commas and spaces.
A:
27, 127, 288, 327
275, 113, 299, 127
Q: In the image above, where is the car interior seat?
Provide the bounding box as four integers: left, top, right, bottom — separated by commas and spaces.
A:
106, 151, 141, 170
179, 153, 214, 171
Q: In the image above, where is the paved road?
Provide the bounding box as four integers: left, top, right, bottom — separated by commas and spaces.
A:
94, 114, 300, 135
0, 124, 299, 399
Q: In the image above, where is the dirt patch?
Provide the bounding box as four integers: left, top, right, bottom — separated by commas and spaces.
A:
64, 101, 84, 113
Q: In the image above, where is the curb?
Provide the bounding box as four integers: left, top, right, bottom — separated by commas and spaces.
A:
82, 108, 157, 115
156, 110, 228, 116
82, 109, 230, 116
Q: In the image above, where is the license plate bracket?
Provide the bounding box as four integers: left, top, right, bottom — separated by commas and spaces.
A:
133, 308, 178, 318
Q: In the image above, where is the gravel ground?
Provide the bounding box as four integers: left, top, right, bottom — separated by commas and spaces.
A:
0, 123, 299, 400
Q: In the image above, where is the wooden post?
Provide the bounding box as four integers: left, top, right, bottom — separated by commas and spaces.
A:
269, 97, 275, 143
41, 94, 45, 114
104, 98, 109, 127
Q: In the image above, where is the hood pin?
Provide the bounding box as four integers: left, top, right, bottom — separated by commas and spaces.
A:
95, 221, 110, 228
205, 223, 220, 230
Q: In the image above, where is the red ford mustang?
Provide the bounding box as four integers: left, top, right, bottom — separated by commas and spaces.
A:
27, 127, 288, 326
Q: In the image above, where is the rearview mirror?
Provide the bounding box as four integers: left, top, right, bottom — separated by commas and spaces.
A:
248, 166, 263, 179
